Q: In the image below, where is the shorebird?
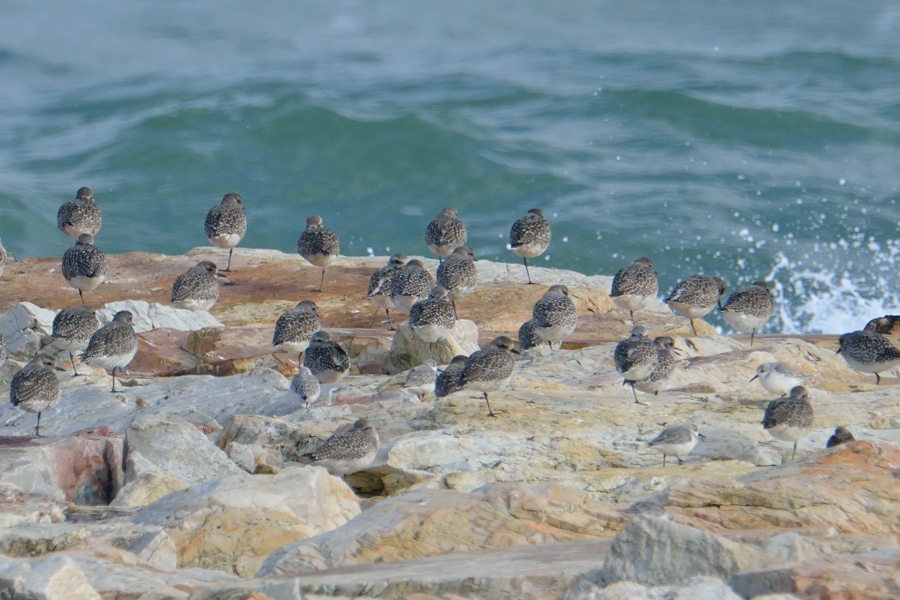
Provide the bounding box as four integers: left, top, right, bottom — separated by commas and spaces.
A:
9, 355, 60, 436
272, 300, 320, 354
81, 310, 138, 393
171, 261, 220, 311
459, 336, 519, 417
837, 330, 900, 384
62, 234, 108, 304
648, 423, 702, 467
408, 286, 456, 343
517, 319, 543, 352
424, 207, 467, 264
508, 208, 551, 284
401, 359, 439, 397
719, 281, 773, 347
302, 417, 379, 475
826, 426, 855, 448
51, 304, 100, 376
664, 274, 727, 335
531, 284, 577, 349
297, 215, 340, 292
434, 355, 468, 398
367, 253, 408, 329
614, 326, 658, 404
749, 362, 808, 396
303, 331, 350, 384
204, 192, 246, 272
436, 246, 477, 319
863, 315, 900, 335
290, 365, 321, 410
610, 257, 658, 326
762, 385, 813, 461
390, 259, 434, 314
633, 336, 678, 396
57, 187, 101, 239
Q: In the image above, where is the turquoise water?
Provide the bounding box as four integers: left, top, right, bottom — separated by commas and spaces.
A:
3, 1, 900, 333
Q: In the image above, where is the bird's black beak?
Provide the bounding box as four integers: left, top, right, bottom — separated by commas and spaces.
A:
698, 433, 706, 440
748, 374, 758, 382
835, 348, 841, 354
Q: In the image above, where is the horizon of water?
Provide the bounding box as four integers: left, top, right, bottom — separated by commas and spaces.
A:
2, 1, 900, 334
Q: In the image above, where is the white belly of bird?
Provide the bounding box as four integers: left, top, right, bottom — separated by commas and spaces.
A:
275, 339, 311, 354
67, 274, 105, 292
209, 233, 242, 249
313, 369, 346, 384
650, 439, 697, 458
173, 297, 217, 311
841, 354, 900, 374
446, 283, 476, 300
759, 371, 805, 396
511, 241, 546, 259
535, 322, 576, 344
426, 243, 454, 258
369, 294, 393, 311
666, 300, 713, 319
390, 294, 418, 314
410, 323, 452, 343
621, 362, 655, 382
87, 351, 136, 373
612, 294, 647, 313
465, 372, 513, 393
302, 253, 336, 267
721, 310, 767, 333
634, 376, 667, 394
315, 451, 377, 476
766, 423, 808, 442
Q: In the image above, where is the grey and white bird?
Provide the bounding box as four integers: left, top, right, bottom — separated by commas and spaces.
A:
367, 253, 408, 329
297, 215, 340, 292
532, 284, 577, 349
719, 281, 773, 347
610, 257, 658, 326
401, 359, 439, 397
62, 233, 108, 304
436, 246, 477, 319
633, 336, 678, 396
171, 261, 220, 311
272, 300, 320, 353
460, 336, 519, 417
0, 237, 7, 278
303, 331, 350, 384
434, 355, 468, 398
614, 326, 659, 404
57, 186, 102, 239
10, 355, 61, 436
836, 330, 900, 385
749, 362, 809, 396
508, 208, 551, 285
290, 365, 321, 410
81, 310, 138, 393
302, 417, 379, 475
826, 426, 855, 448
51, 304, 100, 376
424, 207, 467, 263
408, 286, 456, 343
204, 192, 246, 272
664, 274, 727, 335
390, 259, 435, 314
762, 385, 814, 461
648, 423, 702, 467
517, 319, 544, 352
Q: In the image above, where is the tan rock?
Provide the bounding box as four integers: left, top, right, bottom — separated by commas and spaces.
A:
0, 555, 100, 599
132, 466, 360, 577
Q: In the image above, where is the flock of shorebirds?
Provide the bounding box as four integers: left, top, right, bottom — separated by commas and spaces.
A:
3, 189, 899, 472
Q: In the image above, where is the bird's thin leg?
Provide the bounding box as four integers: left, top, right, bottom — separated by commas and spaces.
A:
226, 247, 234, 272
70, 351, 80, 376
451, 300, 458, 320
78, 290, 85, 304
111, 366, 119, 393
750, 328, 756, 347
690, 319, 698, 336
662, 454, 667, 467
484, 393, 497, 417
630, 311, 636, 326
385, 309, 395, 331
523, 258, 533, 284
35, 412, 42, 437
791, 441, 798, 461
676, 457, 683, 465
875, 372, 881, 385
318, 267, 326, 293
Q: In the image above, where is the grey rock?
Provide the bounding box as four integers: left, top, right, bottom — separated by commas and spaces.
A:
0, 554, 101, 599
387, 319, 479, 374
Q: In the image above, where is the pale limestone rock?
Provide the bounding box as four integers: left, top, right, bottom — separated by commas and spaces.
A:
258, 483, 624, 576
111, 450, 190, 508
591, 516, 766, 587
0, 302, 56, 360
132, 466, 360, 576
387, 320, 479, 374
0, 488, 65, 529
0, 554, 100, 599
565, 576, 742, 600
0, 448, 63, 501
97, 300, 223, 332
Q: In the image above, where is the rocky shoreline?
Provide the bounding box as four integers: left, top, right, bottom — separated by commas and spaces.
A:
1, 248, 898, 599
